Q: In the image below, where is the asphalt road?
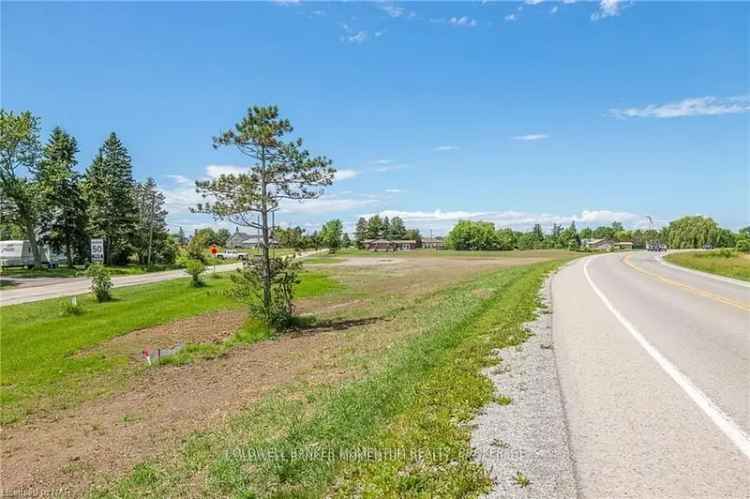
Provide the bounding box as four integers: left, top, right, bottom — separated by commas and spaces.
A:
553, 251, 750, 498
0, 250, 326, 306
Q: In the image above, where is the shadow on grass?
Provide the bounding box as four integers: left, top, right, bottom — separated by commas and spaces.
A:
289, 315, 385, 335
0, 279, 18, 288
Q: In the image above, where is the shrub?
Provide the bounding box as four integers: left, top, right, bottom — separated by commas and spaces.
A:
229, 255, 302, 329
183, 258, 206, 287
736, 239, 750, 253
85, 263, 113, 302
59, 297, 84, 316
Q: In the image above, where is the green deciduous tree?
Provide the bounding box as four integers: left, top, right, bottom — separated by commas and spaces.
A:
37, 127, 88, 267
194, 105, 335, 320
0, 110, 44, 268
446, 220, 500, 250
320, 219, 343, 253
84, 133, 138, 265
664, 216, 721, 249
388, 216, 407, 240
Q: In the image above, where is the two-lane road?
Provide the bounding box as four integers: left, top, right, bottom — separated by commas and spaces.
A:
0, 249, 326, 306
553, 251, 750, 498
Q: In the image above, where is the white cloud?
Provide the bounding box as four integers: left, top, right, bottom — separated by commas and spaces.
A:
280, 195, 377, 215
341, 30, 368, 44
385, 188, 404, 193
610, 96, 750, 119
513, 133, 549, 141
449, 16, 478, 28
591, 0, 623, 21
166, 174, 192, 185
525, 0, 544, 5
373, 159, 394, 165
550, 5, 559, 14
434, 145, 459, 151
334, 169, 359, 181
378, 3, 414, 18
375, 164, 408, 172
504, 13, 518, 22
206, 164, 248, 178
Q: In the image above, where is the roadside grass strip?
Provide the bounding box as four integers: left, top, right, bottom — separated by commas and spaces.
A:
664, 250, 750, 282
0, 272, 340, 424
91, 261, 560, 498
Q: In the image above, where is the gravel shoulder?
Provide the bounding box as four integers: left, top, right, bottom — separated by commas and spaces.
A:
471, 272, 578, 498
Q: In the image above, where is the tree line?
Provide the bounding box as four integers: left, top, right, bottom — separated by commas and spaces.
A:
0, 110, 172, 268
353, 215, 421, 247
443, 216, 749, 252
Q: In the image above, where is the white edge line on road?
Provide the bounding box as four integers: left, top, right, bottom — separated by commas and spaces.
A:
583, 256, 750, 460
656, 254, 750, 289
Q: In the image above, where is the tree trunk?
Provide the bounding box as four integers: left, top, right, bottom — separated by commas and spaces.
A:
25, 222, 42, 269
66, 241, 73, 268
260, 148, 272, 314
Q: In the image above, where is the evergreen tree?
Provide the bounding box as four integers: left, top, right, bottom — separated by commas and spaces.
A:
38, 127, 88, 267
133, 177, 169, 266
366, 215, 384, 239
177, 226, 187, 245
342, 232, 352, 248
354, 217, 369, 248
382, 216, 391, 239
532, 223, 544, 242
389, 216, 407, 240
84, 132, 138, 265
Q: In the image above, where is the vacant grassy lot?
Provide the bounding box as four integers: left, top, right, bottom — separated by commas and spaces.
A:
2, 253, 574, 496
330, 247, 576, 259
665, 250, 750, 281
95, 261, 561, 498
0, 271, 339, 424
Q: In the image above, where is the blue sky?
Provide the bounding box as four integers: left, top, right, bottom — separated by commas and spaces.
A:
2, 1, 748, 235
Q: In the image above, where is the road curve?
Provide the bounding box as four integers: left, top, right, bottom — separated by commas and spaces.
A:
0, 250, 327, 307
552, 251, 750, 498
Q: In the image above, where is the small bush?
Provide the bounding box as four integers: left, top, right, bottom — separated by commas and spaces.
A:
736, 239, 750, 253
183, 258, 206, 287
59, 297, 84, 316
85, 263, 113, 302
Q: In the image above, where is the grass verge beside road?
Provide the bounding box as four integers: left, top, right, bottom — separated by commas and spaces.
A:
664, 250, 750, 282
0, 271, 340, 424
93, 260, 561, 497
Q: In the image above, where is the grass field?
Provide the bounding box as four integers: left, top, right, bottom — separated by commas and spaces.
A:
91, 260, 565, 497
324, 247, 576, 259
664, 250, 750, 281
0, 271, 340, 424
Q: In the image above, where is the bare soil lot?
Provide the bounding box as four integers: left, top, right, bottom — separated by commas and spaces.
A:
1, 254, 563, 496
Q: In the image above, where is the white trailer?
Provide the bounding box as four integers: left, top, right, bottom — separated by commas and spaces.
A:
0, 240, 66, 268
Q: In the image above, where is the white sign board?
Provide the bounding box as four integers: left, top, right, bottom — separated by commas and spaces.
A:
91, 238, 104, 263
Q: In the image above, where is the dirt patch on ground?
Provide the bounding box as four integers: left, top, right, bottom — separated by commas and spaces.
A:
0, 255, 555, 496
83, 309, 248, 362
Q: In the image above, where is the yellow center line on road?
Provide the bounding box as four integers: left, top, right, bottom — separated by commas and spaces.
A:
622, 254, 750, 313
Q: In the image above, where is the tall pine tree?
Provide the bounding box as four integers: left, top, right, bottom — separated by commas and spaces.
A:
38, 127, 88, 267
133, 177, 169, 266
84, 133, 137, 265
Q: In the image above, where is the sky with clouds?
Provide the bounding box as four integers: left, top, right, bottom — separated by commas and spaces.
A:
3, 1, 748, 235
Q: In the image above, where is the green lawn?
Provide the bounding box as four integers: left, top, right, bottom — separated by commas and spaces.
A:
665, 250, 750, 281
324, 247, 576, 259
0, 271, 340, 424
94, 260, 562, 498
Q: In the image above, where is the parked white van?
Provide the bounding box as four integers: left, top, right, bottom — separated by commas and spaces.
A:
0, 240, 66, 268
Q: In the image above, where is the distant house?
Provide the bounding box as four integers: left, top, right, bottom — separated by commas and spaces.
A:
226, 229, 277, 249
582, 238, 633, 251
362, 239, 417, 252
422, 237, 446, 250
